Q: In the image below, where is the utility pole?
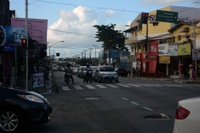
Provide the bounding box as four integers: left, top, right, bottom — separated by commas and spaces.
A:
25, 0, 29, 90
186, 18, 198, 78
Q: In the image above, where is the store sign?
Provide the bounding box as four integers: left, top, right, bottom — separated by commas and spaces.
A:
1, 26, 26, 46
192, 48, 200, 60
156, 10, 178, 23
158, 43, 169, 56
11, 18, 48, 44
168, 45, 177, 56
177, 43, 191, 56
159, 56, 170, 64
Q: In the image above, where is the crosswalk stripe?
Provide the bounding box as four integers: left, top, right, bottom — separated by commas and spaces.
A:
165, 84, 182, 87
74, 85, 84, 90
62, 83, 184, 91
106, 84, 118, 88
62, 86, 71, 91
85, 85, 96, 89
95, 84, 107, 89
140, 84, 153, 87
127, 84, 141, 87
116, 84, 130, 87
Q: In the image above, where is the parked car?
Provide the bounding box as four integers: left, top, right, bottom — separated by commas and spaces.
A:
0, 84, 52, 133
94, 65, 118, 82
173, 97, 200, 133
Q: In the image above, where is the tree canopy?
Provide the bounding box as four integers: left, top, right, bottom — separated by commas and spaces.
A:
93, 24, 128, 51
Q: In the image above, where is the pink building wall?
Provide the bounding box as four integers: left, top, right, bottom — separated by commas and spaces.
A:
11, 17, 48, 45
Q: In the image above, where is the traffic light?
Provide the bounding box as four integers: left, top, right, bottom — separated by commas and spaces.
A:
21, 39, 27, 49
141, 12, 149, 24
56, 53, 60, 56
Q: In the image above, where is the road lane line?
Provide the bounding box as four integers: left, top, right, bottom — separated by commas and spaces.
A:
143, 106, 153, 111
122, 97, 128, 101
131, 101, 139, 106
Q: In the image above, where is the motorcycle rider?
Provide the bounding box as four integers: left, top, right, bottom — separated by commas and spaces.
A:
84, 63, 92, 83
64, 63, 74, 84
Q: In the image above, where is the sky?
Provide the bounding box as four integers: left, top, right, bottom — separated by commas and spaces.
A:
9, 0, 199, 58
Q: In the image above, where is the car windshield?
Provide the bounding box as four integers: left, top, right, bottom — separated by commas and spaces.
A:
100, 67, 114, 72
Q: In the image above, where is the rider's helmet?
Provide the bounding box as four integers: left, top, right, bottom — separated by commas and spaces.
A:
86, 63, 90, 67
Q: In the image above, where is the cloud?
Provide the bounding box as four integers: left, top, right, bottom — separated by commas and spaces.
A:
47, 6, 102, 57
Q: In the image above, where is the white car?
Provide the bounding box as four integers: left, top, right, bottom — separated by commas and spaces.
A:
173, 97, 200, 133
94, 65, 118, 83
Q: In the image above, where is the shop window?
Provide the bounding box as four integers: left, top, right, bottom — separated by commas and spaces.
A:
178, 35, 181, 41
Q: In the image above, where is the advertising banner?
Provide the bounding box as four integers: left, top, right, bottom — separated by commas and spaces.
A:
158, 43, 169, 56
159, 56, 170, 64
168, 45, 177, 56
149, 60, 157, 73
32, 72, 44, 88
148, 41, 158, 73
177, 43, 191, 56
1, 26, 26, 46
149, 41, 158, 56
11, 17, 48, 44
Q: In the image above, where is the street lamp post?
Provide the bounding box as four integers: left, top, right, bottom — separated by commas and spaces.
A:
48, 41, 64, 58
25, 0, 29, 90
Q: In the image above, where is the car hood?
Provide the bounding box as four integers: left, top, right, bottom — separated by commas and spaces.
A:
5, 86, 45, 99
100, 71, 117, 74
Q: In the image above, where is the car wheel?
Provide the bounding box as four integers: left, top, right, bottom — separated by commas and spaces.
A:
0, 108, 25, 133
115, 80, 119, 83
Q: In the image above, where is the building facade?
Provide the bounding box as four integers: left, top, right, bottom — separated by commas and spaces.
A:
124, 6, 200, 78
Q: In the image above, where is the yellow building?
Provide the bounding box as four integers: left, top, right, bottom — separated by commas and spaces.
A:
124, 6, 200, 77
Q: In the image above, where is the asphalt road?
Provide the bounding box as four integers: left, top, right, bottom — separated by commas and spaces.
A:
26, 71, 200, 133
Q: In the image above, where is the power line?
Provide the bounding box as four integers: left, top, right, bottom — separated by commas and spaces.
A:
48, 28, 96, 37
30, 0, 140, 13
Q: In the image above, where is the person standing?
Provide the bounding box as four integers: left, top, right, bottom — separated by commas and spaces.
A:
132, 67, 136, 77
189, 64, 194, 79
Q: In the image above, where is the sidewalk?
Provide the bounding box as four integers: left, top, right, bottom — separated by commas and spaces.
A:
130, 75, 200, 84
16, 72, 52, 95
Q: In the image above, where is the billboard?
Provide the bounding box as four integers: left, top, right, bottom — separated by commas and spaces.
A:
11, 17, 48, 44
0, 26, 26, 46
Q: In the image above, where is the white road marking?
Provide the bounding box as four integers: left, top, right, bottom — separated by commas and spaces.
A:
122, 97, 128, 101
127, 84, 141, 87
74, 85, 84, 90
117, 84, 130, 87
143, 106, 153, 111
62, 86, 71, 91
131, 101, 139, 106
95, 84, 107, 89
106, 84, 118, 88
85, 85, 96, 89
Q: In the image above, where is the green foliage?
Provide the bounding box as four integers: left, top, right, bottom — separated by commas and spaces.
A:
93, 24, 128, 51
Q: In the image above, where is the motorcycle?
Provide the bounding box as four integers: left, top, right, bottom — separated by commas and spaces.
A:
64, 72, 72, 85
84, 70, 92, 83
